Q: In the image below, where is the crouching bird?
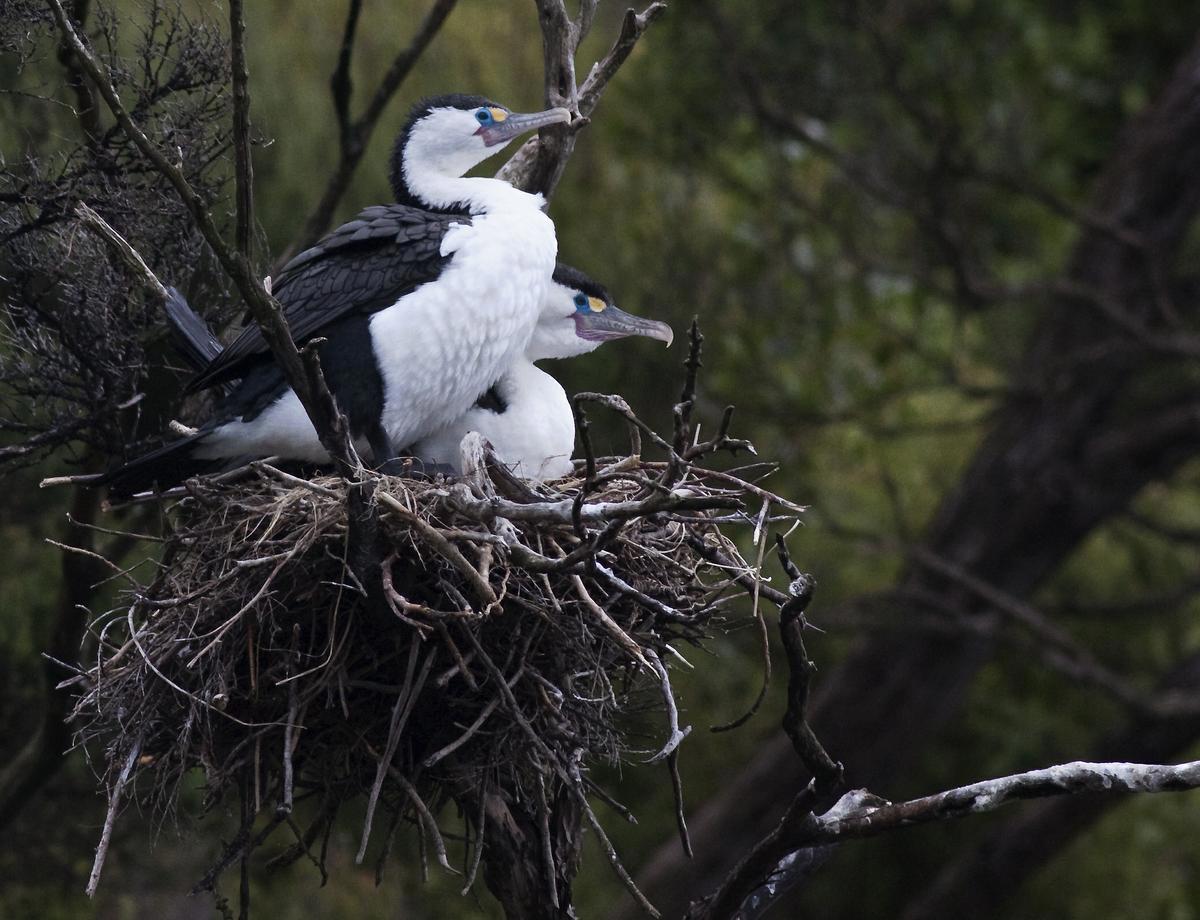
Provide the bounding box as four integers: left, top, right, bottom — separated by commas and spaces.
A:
412, 265, 672, 479
99, 95, 570, 497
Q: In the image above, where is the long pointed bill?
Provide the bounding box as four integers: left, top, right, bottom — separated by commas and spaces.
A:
575, 305, 674, 346
478, 107, 572, 147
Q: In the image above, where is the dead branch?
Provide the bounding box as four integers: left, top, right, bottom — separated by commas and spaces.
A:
280, 0, 459, 263
47, 0, 359, 472
73, 202, 170, 302
497, 1, 668, 197
85, 738, 141, 897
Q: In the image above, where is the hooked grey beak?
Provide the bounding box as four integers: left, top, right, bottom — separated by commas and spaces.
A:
478, 107, 572, 147
575, 304, 674, 346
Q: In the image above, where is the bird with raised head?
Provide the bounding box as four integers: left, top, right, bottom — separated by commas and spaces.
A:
100, 95, 572, 496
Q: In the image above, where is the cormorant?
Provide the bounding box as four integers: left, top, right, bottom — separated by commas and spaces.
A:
412, 265, 672, 478
101, 96, 570, 496
120, 267, 671, 490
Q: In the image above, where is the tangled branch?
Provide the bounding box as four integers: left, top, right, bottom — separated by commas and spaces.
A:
63, 383, 801, 917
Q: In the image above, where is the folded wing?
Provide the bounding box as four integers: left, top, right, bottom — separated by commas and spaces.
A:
186, 204, 469, 392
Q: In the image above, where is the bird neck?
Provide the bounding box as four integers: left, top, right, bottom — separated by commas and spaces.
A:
403, 154, 544, 214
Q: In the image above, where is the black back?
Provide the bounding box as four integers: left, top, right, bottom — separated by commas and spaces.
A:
186, 204, 468, 392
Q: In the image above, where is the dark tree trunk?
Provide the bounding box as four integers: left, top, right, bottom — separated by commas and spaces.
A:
627, 30, 1200, 920
465, 781, 583, 920
0, 487, 105, 827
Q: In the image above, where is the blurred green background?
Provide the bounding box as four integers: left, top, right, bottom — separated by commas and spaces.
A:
5, 0, 1200, 917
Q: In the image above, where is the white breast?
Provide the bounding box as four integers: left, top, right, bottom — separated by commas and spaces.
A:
371, 192, 557, 450
197, 186, 557, 466
411, 361, 576, 480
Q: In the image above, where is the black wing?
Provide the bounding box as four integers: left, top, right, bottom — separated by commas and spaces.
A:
186, 204, 469, 392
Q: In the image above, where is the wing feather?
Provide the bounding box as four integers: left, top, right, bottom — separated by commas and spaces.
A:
186, 204, 469, 392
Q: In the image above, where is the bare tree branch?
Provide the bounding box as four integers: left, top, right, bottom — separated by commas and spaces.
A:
774, 537, 841, 789
46, 0, 358, 472
497, 1, 667, 197
54, 0, 101, 145
278, 0, 458, 265
228, 0, 254, 259
689, 759, 1200, 920
73, 202, 169, 302
812, 759, 1200, 843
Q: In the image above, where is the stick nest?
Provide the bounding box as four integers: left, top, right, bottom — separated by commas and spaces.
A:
65, 367, 804, 905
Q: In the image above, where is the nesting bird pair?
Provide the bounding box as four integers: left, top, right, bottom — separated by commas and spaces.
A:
102, 95, 672, 496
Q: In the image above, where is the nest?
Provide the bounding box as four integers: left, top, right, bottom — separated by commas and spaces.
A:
63, 370, 804, 910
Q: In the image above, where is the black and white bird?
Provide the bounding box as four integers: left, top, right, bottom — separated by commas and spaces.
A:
101, 96, 570, 496
132, 265, 672, 487
413, 265, 672, 478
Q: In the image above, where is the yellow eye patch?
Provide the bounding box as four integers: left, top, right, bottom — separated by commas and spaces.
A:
489, 107, 509, 122
588, 296, 606, 313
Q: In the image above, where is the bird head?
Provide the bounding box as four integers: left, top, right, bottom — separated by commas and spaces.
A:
528, 264, 674, 360
390, 94, 571, 204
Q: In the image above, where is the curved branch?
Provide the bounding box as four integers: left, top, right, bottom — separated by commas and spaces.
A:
46, 0, 358, 472
689, 759, 1200, 920
278, 0, 459, 264
497, 1, 667, 198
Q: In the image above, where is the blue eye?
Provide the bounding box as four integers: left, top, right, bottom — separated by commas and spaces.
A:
573, 293, 588, 310
475, 108, 492, 125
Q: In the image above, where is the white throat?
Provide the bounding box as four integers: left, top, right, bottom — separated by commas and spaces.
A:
403, 154, 545, 214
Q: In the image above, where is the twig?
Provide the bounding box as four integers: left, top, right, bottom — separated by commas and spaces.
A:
536, 773, 560, 909
74, 202, 169, 302
280, 625, 300, 814
252, 461, 340, 497
813, 760, 1200, 845
330, 0, 364, 149
86, 738, 141, 897
576, 2, 669, 115
674, 318, 704, 463
386, 765, 456, 873
442, 484, 741, 528
497, 0, 667, 197
569, 759, 661, 919
422, 698, 500, 767
379, 491, 497, 607
357, 643, 433, 862
228, 0, 254, 258
571, 575, 652, 670
775, 535, 842, 789
584, 777, 639, 825
573, 397, 597, 483
643, 648, 691, 763
461, 787, 487, 894
666, 750, 693, 858
281, 0, 459, 260
711, 500, 772, 732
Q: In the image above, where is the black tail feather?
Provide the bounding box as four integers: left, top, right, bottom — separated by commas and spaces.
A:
164, 286, 224, 370
92, 291, 235, 498
96, 432, 221, 498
